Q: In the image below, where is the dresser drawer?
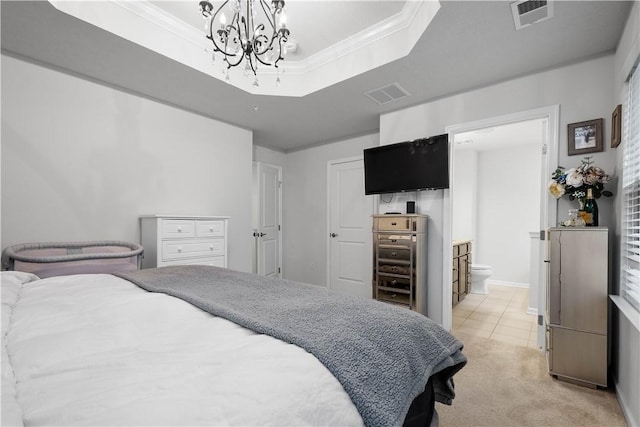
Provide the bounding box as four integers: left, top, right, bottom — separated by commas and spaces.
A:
378, 264, 412, 275
377, 274, 411, 291
377, 235, 412, 247
377, 288, 411, 307
453, 242, 471, 257
196, 220, 225, 237
458, 243, 471, 256
162, 220, 195, 238
162, 238, 225, 260
378, 246, 411, 261
376, 217, 412, 231
162, 256, 225, 268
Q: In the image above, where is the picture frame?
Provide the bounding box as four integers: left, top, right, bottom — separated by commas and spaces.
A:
611, 104, 622, 148
568, 118, 603, 156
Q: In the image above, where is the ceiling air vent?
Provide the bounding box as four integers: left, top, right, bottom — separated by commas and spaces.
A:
365, 83, 410, 105
511, 0, 553, 30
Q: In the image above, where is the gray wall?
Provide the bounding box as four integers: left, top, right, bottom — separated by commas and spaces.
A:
455, 143, 540, 286
1, 55, 254, 273
452, 149, 477, 244
280, 133, 378, 286
611, 3, 640, 426
380, 53, 616, 326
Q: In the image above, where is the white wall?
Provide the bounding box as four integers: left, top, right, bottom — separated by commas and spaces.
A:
476, 143, 540, 285
253, 145, 286, 168
282, 133, 378, 286
1, 55, 254, 272
381, 54, 617, 325
612, 2, 640, 426
452, 149, 477, 243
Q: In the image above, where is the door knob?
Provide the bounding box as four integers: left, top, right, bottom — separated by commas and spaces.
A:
330, 233, 338, 238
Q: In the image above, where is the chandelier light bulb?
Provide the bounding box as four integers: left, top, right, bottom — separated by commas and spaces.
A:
279, 12, 287, 28
219, 12, 227, 29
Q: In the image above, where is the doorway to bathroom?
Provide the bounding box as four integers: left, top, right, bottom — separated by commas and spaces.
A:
445, 105, 559, 349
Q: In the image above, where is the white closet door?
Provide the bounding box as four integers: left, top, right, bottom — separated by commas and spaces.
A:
328, 157, 372, 298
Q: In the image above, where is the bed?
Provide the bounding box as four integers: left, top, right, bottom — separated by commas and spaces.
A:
2, 252, 466, 427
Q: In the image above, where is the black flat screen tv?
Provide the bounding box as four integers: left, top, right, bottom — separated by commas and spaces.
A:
363, 134, 449, 195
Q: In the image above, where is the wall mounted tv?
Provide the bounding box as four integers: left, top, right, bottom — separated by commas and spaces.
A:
363, 134, 449, 195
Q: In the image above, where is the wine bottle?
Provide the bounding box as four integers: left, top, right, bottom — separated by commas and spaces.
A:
584, 188, 599, 227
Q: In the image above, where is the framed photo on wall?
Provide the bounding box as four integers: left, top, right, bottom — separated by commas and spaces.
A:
611, 104, 622, 148
568, 118, 603, 156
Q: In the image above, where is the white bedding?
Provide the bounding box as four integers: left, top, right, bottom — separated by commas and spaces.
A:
1, 271, 363, 426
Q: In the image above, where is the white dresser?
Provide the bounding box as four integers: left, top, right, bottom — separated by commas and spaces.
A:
139, 215, 229, 269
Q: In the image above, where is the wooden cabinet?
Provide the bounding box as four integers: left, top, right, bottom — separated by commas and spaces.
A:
140, 215, 229, 269
372, 214, 428, 316
452, 241, 471, 306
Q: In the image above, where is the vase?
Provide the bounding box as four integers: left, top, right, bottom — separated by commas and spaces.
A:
577, 198, 586, 211
577, 198, 588, 226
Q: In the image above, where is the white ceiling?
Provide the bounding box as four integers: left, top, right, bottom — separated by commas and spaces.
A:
46, 0, 435, 96
0, 1, 633, 152
152, 1, 408, 61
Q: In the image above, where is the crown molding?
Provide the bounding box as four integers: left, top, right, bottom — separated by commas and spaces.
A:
47, 0, 440, 96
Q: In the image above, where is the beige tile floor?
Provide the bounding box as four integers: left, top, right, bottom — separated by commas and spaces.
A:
452, 284, 539, 349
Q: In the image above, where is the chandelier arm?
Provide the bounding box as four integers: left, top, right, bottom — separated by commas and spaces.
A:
221, 12, 245, 68
258, 0, 277, 33
207, 0, 235, 55
252, 25, 271, 56
224, 10, 248, 65
223, 31, 245, 68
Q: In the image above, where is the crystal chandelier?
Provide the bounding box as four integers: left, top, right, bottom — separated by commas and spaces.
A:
199, 0, 290, 83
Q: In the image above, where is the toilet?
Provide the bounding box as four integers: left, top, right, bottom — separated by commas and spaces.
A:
470, 264, 493, 295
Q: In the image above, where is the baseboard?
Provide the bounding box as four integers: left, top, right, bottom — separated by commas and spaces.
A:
489, 280, 529, 288
614, 379, 639, 427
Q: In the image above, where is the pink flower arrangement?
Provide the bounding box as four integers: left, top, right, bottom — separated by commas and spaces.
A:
548, 157, 613, 201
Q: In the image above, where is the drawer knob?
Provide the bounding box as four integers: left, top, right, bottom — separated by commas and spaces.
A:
209, 227, 214, 231
177, 247, 182, 252
209, 245, 214, 250
391, 222, 397, 226
391, 251, 397, 257
177, 227, 182, 232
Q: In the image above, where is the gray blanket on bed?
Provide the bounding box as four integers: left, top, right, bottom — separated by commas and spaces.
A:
115, 265, 466, 427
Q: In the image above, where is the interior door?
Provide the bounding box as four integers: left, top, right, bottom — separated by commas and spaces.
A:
328, 157, 373, 298
254, 162, 282, 278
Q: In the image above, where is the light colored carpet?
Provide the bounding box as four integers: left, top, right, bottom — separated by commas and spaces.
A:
437, 332, 627, 427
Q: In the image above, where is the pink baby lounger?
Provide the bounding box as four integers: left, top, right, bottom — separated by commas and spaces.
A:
1, 241, 143, 278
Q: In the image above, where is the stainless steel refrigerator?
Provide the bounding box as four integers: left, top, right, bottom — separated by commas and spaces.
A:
545, 227, 608, 388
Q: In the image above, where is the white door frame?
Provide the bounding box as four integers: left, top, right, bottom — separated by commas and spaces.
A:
444, 105, 559, 335
326, 156, 373, 291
